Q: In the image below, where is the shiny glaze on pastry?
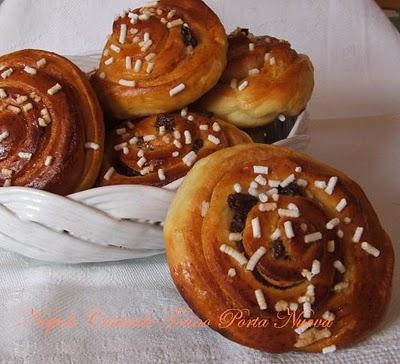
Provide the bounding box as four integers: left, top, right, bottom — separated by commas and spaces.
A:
165, 144, 393, 353
98, 110, 252, 187
0, 49, 104, 195
92, 0, 227, 120
198, 29, 314, 128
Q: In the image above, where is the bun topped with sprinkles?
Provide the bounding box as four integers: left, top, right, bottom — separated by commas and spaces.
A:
198, 28, 314, 129
165, 143, 394, 353
0, 49, 104, 195
91, 0, 228, 120
97, 110, 252, 187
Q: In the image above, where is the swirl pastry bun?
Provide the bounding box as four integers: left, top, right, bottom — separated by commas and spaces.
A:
165, 144, 393, 353
91, 0, 228, 120
198, 29, 314, 128
97, 110, 252, 187
0, 49, 104, 195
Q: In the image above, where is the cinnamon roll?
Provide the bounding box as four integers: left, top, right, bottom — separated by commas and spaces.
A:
91, 0, 228, 120
97, 110, 252, 187
0, 49, 104, 195
198, 28, 314, 132
165, 144, 394, 353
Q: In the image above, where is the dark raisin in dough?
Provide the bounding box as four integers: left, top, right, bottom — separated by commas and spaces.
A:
272, 239, 286, 259
181, 25, 198, 48
227, 193, 258, 233
278, 182, 304, 196
193, 139, 204, 153
155, 114, 176, 132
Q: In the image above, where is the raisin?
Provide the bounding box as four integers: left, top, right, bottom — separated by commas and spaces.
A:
193, 139, 204, 153
278, 182, 303, 196
136, 136, 144, 147
227, 193, 258, 233
228, 193, 258, 212
181, 25, 198, 48
230, 215, 246, 233
155, 114, 176, 132
272, 239, 286, 259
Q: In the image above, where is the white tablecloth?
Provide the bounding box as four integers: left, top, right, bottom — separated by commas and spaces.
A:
0, 1, 399, 363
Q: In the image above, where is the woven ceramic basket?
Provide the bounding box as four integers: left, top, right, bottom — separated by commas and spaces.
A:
0, 53, 311, 264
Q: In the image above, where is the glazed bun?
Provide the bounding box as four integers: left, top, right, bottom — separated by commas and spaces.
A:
92, 0, 228, 120
0, 49, 104, 195
198, 28, 314, 128
97, 110, 252, 187
165, 144, 393, 353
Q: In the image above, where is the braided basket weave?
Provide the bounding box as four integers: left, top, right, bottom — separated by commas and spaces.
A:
0, 54, 310, 264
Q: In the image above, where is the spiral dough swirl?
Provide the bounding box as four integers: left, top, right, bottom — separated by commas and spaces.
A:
0, 49, 104, 195
165, 144, 394, 353
98, 111, 252, 187
92, 0, 228, 120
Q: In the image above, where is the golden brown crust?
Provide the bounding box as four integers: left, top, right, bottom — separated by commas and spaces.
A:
97, 111, 252, 187
0, 49, 104, 195
164, 144, 394, 353
91, 0, 228, 120
198, 29, 314, 128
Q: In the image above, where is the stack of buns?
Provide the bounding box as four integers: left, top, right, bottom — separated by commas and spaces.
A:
89, 0, 314, 187
0, 0, 314, 194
